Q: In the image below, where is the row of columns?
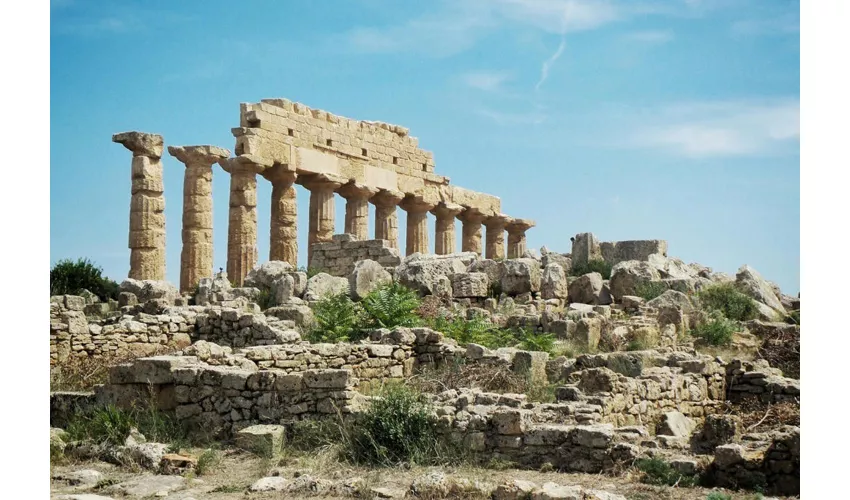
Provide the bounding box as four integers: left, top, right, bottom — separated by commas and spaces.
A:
115, 136, 535, 291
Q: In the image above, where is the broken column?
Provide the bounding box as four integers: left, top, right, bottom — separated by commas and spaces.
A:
337, 181, 377, 241
261, 165, 298, 266
457, 207, 488, 256
370, 188, 404, 250
506, 218, 536, 259
113, 131, 166, 281
484, 214, 510, 260
219, 156, 269, 286
399, 194, 436, 256
167, 145, 230, 293
300, 173, 345, 265
431, 202, 464, 255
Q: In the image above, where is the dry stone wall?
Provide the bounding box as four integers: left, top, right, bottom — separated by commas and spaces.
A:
308, 235, 401, 277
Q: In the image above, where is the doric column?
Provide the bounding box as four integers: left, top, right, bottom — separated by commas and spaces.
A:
506, 218, 536, 259
113, 131, 166, 281
457, 207, 488, 256
370, 188, 404, 249
261, 165, 298, 266
337, 181, 377, 241
484, 214, 510, 260
300, 173, 345, 265
219, 156, 270, 286
399, 195, 436, 256
431, 202, 464, 255
167, 145, 230, 293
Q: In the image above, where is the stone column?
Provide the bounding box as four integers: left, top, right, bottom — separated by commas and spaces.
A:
167, 145, 230, 293
506, 218, 536, 259
261, 165, 298, 266
399, 195, 436, 256
370, 188, 404, 249
431, 202, 464, 255
337, 181, 377, 241
300, 173, 345, 265
484, 214, 510, 260
219, 156, 270, 286
457, 207, 488, 256
113, 131, 166, 281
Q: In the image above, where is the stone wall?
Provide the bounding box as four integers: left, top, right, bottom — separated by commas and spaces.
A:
725, 359, 801, 404
600, 240, 668, 266
710, 426, 800, 495
308, 235, 402, 276
194, 308, 301, 347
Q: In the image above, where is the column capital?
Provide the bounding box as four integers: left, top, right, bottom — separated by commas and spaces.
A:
430, 201, 464, 219
337, 180, 378, 201
168, 145, 230, 168
371, 188, 405, 207
399, 193, 437, 213
299, 172, 346, 191
218, 155, 271, 176
113, 131, 163, 159
261, 163, 298, 184
506, 218, 536, 234
484, 213, 511, 230
457, 206, 489, 224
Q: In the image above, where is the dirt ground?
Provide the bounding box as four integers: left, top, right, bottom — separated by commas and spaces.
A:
50, 445, 794, 500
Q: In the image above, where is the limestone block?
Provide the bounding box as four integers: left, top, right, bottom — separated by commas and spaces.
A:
570, 232, 602, 268
450, 272, 489, 298
500, 258, 542, 295
349, 259, 392, 300
656, 411, 696, 438
492, 409, 531, 435
608, 261, 661, 301
736, 265, 786, 314
244, 261, 295, 290
395, 252, 476, 295
302, 369, 353, 389
236, 424, 286, 457
531, 482, 583, 500
541, 263, 568, 300
304, 273, 350, 301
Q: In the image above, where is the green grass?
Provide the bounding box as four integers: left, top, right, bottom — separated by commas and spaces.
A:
697, 283, 758, 321
705, 493, 733, 500
516, 328, 556, 355
570, 259, 613, 279
196, 448, 221, 476
692, 311, 737, 346
635, 457, 699, 487
64, 403, 187, 446
633, 281, 668, 301
211, 484, 245, 493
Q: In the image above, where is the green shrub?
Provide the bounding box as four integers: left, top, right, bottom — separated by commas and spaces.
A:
626, 339, 647, 351
255, 288, 275, 310
347, 385, 442, 466
698, 283, 758, 321
358, 282, 421, 331
692, 311, 737, 346
309, 292, 360, 343
570, 259, 613, 279
516, 329, 556, 355
785, 309, 800, 325
705, 493, 733, 500
635, 457, 698, 487
633, 281, 668, 301
65, 403, 185, 446
50, 258, 119, 301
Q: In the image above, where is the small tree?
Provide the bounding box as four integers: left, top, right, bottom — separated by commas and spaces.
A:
50, 258, 119, 301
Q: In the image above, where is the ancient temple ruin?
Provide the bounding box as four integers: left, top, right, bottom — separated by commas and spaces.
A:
113, 98, 535, 292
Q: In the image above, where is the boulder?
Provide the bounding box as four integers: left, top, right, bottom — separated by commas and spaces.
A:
531, 482, 583, 500
647, 290, 693, 312
540, 263, 568, 300
396, 253, 476, 295
500, 258, 542, 295
736, 265, 786, 314
244, 261, 295, 290
601, 240, 668, 266
570, 232, 602, 268
451, 272, 490, 298
250, 476, 289, 492
541, 247, 572, 271
272, 274, 296, 304
236, 425, 286, 457
608, 261, 660, 301
468, 259, 505, 287
656, 411, 696, 438
348, 259, 392, 300
573, 317, 602, 349
304, 273, 349, 301
119, 279, 179, 304
265, 304, 314, 327
493, 479, 538, 500
567, 272, 604, 304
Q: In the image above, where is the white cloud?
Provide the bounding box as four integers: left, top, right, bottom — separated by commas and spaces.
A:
624, 30, 675, 44
490, 0, 620, 34
535, 37, 566, 90
476, 107, 546, 125
461, 71, 512, 92
627, 99, 800, 158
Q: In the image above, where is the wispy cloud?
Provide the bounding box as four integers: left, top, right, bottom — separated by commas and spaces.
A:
535, 37, 566, 90
623, 30, 675, 45
731, 13, 799, 37
475, 107, 546, 125
461, 71, 512, 92
625, 99, 799, 158
491, 0, 620, 34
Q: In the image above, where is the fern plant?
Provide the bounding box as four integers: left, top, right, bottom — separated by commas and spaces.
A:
358, 282, 421, 331
309, 292, 360, 343
516, 328, 556, 355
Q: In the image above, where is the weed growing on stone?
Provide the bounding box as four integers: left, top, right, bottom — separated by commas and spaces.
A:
633, 281, 668, 301
196, 448, 221, 476
705, 492, 733, 500
358, 281, 421, 330
697, 283, 758, 322
692, 311, 737, 346
65, 403, 186, 446
570, 259, 613, 279
635, 457, 699, 487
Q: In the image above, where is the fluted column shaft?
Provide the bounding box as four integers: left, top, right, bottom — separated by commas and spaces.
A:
370, 189, 404, 249
263, 166, 298, 266
457, 208, 488, 256
506, 219, 536, 259
338, 182, 377, 241
431, 202, 463, 255
302, 174, 344, 265
113, 131, 166, 281
400, 197, 436, 256
484, 215, 510, 260
220, 157, 268, 286
169, 146, 229, 293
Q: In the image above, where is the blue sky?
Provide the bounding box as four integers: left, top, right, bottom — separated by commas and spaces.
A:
50, 0, 800, 294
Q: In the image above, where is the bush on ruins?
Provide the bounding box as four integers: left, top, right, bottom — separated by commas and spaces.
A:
50, 257, 120, 301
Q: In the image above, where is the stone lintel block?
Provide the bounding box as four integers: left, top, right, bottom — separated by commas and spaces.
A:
371, 188, 405, 207
337, 180, 378, 200
113, 131, 164, 158
506, 218, 536, 234
168, 145, 231, 167
219, 155, 271, 175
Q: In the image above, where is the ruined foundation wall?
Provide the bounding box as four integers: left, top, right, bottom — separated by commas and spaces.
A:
308, 236, 402, 276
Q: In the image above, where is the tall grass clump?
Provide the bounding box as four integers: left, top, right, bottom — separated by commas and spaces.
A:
65, 403, 186, 446
50, 258, 119, 301
697, 283, 758, 322
570, 259, 613, 279
635, 457, 699, 487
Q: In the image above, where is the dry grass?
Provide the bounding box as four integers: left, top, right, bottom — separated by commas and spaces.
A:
724, 399, 800, 433
757, 327, 800, 379
50, 345, 178, 392
408, 361, 528, 395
